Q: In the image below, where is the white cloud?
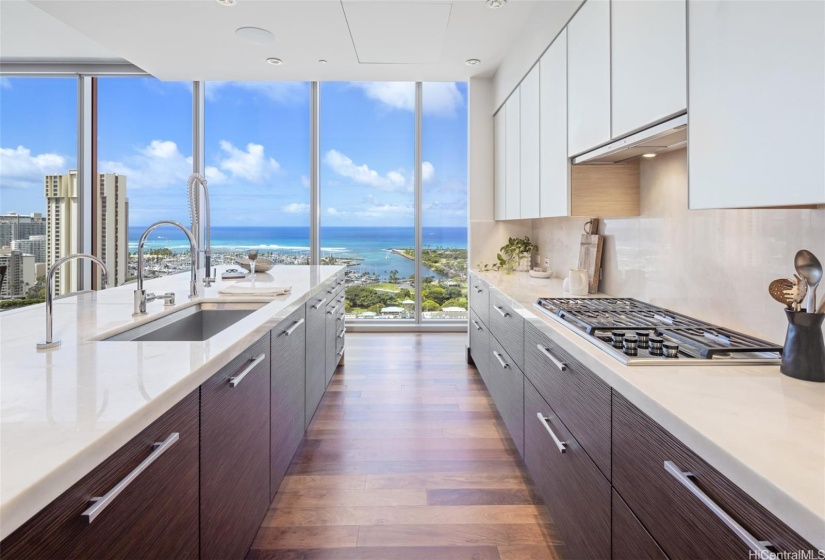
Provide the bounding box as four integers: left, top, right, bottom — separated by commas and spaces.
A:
282, 202, 309, 214
205, 82, 306, 104
216, 141, 280, 184
0, 78, 12, 90
99, 140, 193, 191
0, 146, 69, 189
355, 203, 414, 219
421, 161, 435, 182
300, 175, 310, 189
326, 207, 347, 216
324, 149, 407, 191
350, 82, 463, 117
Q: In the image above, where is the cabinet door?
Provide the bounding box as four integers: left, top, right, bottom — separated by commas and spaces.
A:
325, 297, 341, 385
612, 490, 668, 560
201, 333, 271, 560
271, 306, 307, 501
305, 293, 328, 427
494, 109, 506, 220
539, 29, 569, 218
0, 392, 199, 560
523, 379, 610, 560
504, 93, 521, 220
519, 65, 540, 219
469, 309, 490, 387
469, 274, 490, 327
689, 0, 825, 208
611, 0, 686, 138
489, 335, 524, 457
567, 0, 611, 156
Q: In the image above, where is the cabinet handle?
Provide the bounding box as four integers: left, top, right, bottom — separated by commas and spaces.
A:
327, 304, 339, 315
536, 344, 568, 372
493, 305, 510, 318
312, 297, 328, 309
663, 461, 773, 553
492, 350, 509, 369
472, 320, 483, 331
229, 353, 265, 387
337, 348, 345, 357
338, 328, 346, 339
282, 318, 305, 336
82, 432, 180, 523
336, 315, 344, 322
537, 413, 567, 453
474, 285, 483, 293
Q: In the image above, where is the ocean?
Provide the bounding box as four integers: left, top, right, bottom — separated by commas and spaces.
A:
128, 226, 467, 280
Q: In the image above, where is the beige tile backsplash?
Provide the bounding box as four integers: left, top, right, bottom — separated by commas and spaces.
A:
532, 148, 825, 344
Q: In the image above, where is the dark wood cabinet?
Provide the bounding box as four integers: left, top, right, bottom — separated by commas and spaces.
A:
525, 322, 611, 478
489, 292, 524, 371
612, 392, 816, 560
200, 333, 271, 560
1, 391, 199, 560
523, 378, 611, 560
305, 292, 328, 428
488, 335, 524, 456
271, 306, 307, 501
325, 297, 339, 386
470, 274, 490, 327
469, 309, 490, 385
612, 489, 667, 560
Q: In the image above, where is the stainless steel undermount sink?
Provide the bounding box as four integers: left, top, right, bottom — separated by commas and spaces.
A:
103, 302, 267, 342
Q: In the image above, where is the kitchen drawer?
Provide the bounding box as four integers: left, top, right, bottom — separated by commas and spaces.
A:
470, 274, 490, 327
201, 332, 271, 560
489, 335, 524, 457
612, 392, 816, 559
305, 292, 328, 428
525, 321, 611, 477
489, 291, 524, 371
325, 297, 343, 385
270, 306, 307, 501
523, 379, 610, 560
0, 391, 199, 560
612, 489, 668, 560
469, 308, 490, 386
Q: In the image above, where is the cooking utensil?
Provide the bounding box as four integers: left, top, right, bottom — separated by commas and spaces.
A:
577, 218, 604, 294
785, 275, 808, 312
768, 278, 793, 308
794, 250, 822, 312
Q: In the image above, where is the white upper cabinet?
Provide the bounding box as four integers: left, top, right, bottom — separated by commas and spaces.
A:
494, 109, 506, 220
520, 66, 541, 219
567, 0, 611, 157
611, 0, 686, 138
505, 92, 521, 220
540, 29, 569, 218
689, 0, 825, 208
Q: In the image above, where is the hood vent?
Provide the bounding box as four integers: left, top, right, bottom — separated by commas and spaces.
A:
573, 114, 688, 164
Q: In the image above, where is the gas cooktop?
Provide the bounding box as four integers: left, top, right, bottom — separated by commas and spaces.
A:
534, 298, 782, 366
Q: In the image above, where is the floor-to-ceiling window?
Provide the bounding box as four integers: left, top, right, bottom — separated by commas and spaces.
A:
320, 82, 416, 320
205, 82, 310, 267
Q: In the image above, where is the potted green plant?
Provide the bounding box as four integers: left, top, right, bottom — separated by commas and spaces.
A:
476, 236, 538, 274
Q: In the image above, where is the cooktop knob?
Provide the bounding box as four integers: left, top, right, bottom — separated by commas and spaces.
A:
635, 331, 650, 349
623, 336, 638, 356
611, 331, 626, 349
649, 337, 664, 356
663, 342, 679, 358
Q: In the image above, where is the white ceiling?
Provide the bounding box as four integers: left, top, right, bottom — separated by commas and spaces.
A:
3, 0, 544, 81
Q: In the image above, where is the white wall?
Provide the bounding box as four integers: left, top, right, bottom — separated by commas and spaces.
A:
532, 149, 825, 344
492, 0, 583, 113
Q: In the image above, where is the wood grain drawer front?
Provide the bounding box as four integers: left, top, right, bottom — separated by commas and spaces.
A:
325, 299, 339, 385
469, 309, 490, 385
613, 489, 668, 560
1, 391, 199, 560
524, 379, 610, 560
271, 306, 307, 501
201, 332, 271, 560
612, 392, 816, 559
489, 336, 524, 457
525, 322, 611, 478
470, 275, 490, 327
305, 295, 327, 428
489, 292, 524, 371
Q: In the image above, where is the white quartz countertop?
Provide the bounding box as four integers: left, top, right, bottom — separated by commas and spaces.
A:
473, 271, 825, 551
0, 265, 344, 541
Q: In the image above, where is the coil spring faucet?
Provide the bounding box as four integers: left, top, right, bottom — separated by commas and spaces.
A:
187, 173, 215, 286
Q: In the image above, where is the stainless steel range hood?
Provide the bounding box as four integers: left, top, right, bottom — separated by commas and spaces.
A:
572, 114, 688, 164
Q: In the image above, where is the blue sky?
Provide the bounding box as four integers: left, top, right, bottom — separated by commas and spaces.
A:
0, 77, 467, 229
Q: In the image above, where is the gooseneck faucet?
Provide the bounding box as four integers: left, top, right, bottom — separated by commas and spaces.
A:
187, 173, 214, 287
37, 253, 109, 350
134, 221, 198, 315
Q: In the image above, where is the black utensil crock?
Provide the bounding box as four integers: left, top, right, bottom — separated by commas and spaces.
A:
780, 310, 825, 382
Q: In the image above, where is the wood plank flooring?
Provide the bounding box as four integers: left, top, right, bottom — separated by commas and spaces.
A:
248, 333, 559, 560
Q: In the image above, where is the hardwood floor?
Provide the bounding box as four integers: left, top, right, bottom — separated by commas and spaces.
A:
248, 333, 558, 560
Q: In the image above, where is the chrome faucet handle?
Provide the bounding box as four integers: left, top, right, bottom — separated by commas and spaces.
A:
159, 292, 176, 307
203, 267, 216, 287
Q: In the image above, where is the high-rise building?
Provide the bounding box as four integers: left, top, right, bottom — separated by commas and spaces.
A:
11, 235, 47, 264
0, 213, 46, 248
44, 171, 129, 295
0, 249, 35, 299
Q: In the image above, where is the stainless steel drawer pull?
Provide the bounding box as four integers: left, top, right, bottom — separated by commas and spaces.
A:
493, 305, 510, 317
82, 432, 180, 523
337, 315, 344, 322
337, 348, 345, 357
338, 328, 346, 339
229, 353, 266, 387
474, 285, 483, 293
327, 304, 339, 315
312, 297, 328, 309
283, 318, 305, 337
472, 320, 483, 331
493, 350, 509, 369
663, 461, 773, 553
537, 413, 567, 453
537, 344, 568, 372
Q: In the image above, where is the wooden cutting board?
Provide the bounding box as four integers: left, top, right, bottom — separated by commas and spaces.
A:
578, 219, 604, 294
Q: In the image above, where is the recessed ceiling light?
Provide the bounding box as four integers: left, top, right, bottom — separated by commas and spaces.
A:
216, 0, 237, 5
642, 153, 657, 158
466, 59, 481, 66
266, 58, 283, 66
318, 59, 328, 64
235, 27, 276, 46
487, 0, 507, 8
